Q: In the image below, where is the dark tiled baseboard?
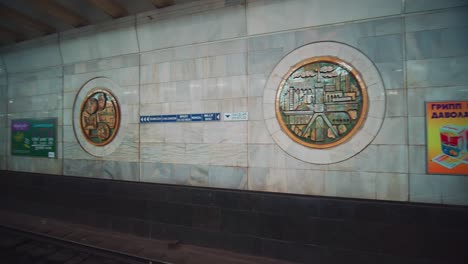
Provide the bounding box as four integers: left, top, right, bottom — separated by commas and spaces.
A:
1, 170, 467, 264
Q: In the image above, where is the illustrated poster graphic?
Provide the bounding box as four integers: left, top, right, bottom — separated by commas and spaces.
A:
426, 101, 468, 175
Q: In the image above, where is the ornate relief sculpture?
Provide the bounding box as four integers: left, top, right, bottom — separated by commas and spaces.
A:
276, 57, 368, 148
80, 89, 120, 146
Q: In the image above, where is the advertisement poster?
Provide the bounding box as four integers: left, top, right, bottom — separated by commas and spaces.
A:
426, 101, 467, 175
11, 118, 57, 158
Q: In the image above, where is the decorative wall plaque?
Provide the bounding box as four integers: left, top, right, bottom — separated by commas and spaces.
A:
276, 57, 368, 149
263, 42, 385, 164
79, 89, 120, 146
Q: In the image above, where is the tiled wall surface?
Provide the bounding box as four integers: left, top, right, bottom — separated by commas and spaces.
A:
137, 2, 247, 52
0, 56, 6, 170
1, 171, 467, 263
246, 0, 403, 35
63, 53, 141, 180
1, 36, 62, 73
6, 64, 64, 175
405, 6, 468, 205
249, 19, 404, 200
0, 0, 467, 205
60, 18, 139, 64
139, 38, 249, 188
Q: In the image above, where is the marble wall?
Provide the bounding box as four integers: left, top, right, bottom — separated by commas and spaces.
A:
405, 6, 468, 205
246, 0, 402, 35
0, 0, 467, 205
248, 17, 407, 201
139, 38, 249, 189
1, 35, 62, 73
0, 56, 6, 170
62, 53, 140, 181
6, 65, 64, 174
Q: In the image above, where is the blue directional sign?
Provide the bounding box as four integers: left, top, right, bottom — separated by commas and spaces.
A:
140, 113, 221, 123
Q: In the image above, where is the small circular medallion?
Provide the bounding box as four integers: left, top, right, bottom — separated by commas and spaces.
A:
276, 56, 368, 149
79, 89, 120, 146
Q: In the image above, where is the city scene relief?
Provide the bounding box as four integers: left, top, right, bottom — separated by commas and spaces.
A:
80, 89, 121, 146
276, 57, 368, 148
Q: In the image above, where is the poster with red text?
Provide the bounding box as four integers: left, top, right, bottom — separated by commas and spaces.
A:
426, 101, 468, 175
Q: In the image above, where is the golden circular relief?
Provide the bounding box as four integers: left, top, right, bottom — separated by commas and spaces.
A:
276, 57, 368, 149
80, 89, 120, 146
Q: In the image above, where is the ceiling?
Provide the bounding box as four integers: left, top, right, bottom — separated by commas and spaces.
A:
0, 0, 193, 47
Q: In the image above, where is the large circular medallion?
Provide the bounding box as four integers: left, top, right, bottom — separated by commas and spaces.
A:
79, 89, 120, 146
276, 56, 368, 149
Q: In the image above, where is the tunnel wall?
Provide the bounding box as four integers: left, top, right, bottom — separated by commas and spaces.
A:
1, 170, 467, 263
0, 1, 467, 206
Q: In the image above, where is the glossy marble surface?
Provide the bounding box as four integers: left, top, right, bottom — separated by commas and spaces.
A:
60, 18, 139, 64
137, 4, 246, 52
405, 0, 468, 13
404, 6, 468, 205
4, 66, 63, 174
1, 36, 62, 73
0, 1, 467, 205
0, 74, 6, 170
141, 162, 247, 189
246, 0, 402, 35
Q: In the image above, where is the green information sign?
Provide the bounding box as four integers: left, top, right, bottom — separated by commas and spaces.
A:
11, 118, 57, 158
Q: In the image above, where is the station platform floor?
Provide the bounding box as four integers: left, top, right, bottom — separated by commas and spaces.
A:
0, 210, 295, 264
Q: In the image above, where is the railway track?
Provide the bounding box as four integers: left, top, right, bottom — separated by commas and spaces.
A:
0, 226, 167, 264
